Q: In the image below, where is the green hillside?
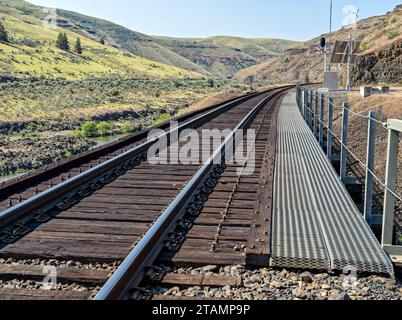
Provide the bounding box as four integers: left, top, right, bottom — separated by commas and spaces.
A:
206, 36, 300, 60
0, 0, 210, 76
1, 0, 300, 79
50, 8, 209, 75
154, 36, 300, 78
0, 1, 202, 80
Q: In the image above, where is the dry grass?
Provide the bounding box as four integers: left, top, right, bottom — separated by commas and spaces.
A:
349, 86, 402, 190
183, 92, 244, 114
348, 87, 402, 120
180, 84, 285, 115
330, 86, 402, 208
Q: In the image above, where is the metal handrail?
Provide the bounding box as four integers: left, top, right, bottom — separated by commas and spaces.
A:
296, 84, 402, 258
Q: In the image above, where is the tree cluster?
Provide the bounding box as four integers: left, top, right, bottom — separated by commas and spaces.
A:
0, 21, 9, 43
56, 33, 83, 54
56, 33, 70, 51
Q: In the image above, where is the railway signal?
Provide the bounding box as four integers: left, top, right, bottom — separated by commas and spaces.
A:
320, 37, 326, 50
321, 0, 339, 91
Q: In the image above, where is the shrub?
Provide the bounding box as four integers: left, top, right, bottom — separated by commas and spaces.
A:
96, 122, 112, 136
359, 41, 372, 52
387, 30, 400, 40
108, 88, 120, 96
17, 38, 39, 47
81, 121, 98, 137
72, 129, 83, 139
153, 113, 171, 126
121, 124, 133, 134
207, 79, 214, 88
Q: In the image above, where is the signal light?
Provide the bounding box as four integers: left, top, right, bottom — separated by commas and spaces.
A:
320, 37, 326, 48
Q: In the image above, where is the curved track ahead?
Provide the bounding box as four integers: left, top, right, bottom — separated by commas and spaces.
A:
0, 87, 290, 300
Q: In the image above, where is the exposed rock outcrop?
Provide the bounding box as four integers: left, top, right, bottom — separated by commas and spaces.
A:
350, 39, 402, 84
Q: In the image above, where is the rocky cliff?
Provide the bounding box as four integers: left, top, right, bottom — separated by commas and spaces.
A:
236, 4, 402, 86
350, 39, 402, 85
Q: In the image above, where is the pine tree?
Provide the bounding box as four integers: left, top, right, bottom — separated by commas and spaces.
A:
56, 33, 64, 50
74, 37, 82, 54
62, 33, 70, 51
100, 38, 105, 45
0, 21, 9, 43
56, 33, 70, 51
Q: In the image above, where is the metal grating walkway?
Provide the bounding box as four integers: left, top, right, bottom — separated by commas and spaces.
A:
271, 93, 394, 275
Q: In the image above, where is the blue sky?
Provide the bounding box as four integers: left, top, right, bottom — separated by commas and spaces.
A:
29, 0, 401, 41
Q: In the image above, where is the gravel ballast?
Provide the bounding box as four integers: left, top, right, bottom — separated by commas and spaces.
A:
149, 265, 402, 301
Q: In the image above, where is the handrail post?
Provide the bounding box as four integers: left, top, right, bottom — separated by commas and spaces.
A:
314, 91, 319, 138
302, 90, 307, 121
382, 123, 400, 246
309, 91, 313, 130
327, 97, 334, 160
364, 112, 377, 225
340, 102, 349, 182
307, 90, 310, 123
319, 94, 325, 146
298, 86, 302, 111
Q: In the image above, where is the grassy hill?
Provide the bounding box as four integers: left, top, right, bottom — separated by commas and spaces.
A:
0, 0, 255, 179
206, 36, 299, 60
0, 0, 203, 80
1, 0, 208, 76
236, 4, 402, 85
154, 36, 299, 78
50, 8, 210, 75
1, 0, 300, 79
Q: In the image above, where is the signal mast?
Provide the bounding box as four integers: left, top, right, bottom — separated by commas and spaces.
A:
320, 0, 338, 91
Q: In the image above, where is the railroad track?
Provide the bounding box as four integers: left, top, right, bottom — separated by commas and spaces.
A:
0, 91, 266, 211
0, 86, 290, 300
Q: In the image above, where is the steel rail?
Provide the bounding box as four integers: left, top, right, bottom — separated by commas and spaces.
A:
94, 87, 291, 300
0, 90, 273, 231
0, 90, 262, 198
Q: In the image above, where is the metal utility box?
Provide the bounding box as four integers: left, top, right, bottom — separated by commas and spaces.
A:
360, 86, 372, 98
324, 71, 339, 91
